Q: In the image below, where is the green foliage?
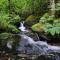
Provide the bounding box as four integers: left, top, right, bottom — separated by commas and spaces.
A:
0, 0, 8, 14
9, 14, 20, 24
32, 13, 60, 36
12, 0, 33, 14
0, 15, 9, 30
42, 23, 60, 35
0, 14, 20, 33
0, 0, 20, 33
7, 24, 20, 33
39, 13, 60, 35
0, 33, 12, 40
1, 0, 60, 35
0, 32, 20, 41
12, 0, 48, 16
39, 13, 54, 23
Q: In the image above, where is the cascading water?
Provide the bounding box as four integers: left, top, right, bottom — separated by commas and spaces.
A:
19, 21, 29, 32
16, 21, 60, 60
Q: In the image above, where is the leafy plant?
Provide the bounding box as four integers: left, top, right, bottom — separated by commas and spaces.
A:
8, 14, 20, 24
0, 15, 20, 33
0, 0, 8, 14
11, 0, 48, 16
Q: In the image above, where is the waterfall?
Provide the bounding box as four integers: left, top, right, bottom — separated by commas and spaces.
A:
19, 21, 29, 32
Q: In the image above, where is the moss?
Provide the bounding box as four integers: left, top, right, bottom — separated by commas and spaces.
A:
25, 15, 38, 27
31, 23, 44, 32
26, 15, 36, 21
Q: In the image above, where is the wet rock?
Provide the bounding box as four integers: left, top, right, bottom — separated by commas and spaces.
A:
37, 55, 57, 60
13, 54, 60, 60
25, 32, 40, 41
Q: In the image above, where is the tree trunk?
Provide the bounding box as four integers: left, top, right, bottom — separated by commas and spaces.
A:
49, 0, 55, 17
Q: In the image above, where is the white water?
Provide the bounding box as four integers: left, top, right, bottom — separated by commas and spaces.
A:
18, 35, 60, 53
19, 21, 29, 32
48, 45, 60, 52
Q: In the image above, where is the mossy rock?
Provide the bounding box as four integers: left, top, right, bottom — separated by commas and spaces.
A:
31, 23, 44, 32
25, 15, 38, 27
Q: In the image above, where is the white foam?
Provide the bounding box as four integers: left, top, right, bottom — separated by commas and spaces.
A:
19, 21, 29, 32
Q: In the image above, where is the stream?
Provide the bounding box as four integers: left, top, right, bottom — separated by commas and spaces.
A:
16, 21, 60, 60
1, 21, 60, 60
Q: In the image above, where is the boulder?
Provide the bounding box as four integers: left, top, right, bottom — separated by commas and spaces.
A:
25, 15, 38, 27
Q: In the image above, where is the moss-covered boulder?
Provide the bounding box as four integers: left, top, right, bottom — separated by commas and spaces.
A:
31, 23, 44, 32
25, 15, 38, 27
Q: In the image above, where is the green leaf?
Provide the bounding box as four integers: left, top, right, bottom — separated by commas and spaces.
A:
49, 28, 55, 36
